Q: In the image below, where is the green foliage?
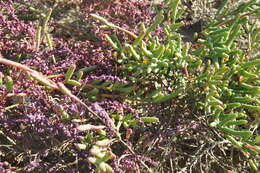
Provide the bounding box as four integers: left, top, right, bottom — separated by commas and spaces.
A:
5, 76, 14, 92
0, 72, 3, 86
97, 0, 260, 171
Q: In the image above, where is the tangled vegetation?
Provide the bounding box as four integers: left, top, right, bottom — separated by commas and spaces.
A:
0, 0, 259, 172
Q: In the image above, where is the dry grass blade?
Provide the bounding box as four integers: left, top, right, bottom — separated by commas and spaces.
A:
29, 71, 59, 89
0, 54, 34, 72
0, 54, 59, 90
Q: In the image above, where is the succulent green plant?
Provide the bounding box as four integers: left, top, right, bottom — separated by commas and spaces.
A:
92, 0, 260, 171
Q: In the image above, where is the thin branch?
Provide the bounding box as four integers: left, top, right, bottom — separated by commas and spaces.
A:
0, 55, 34, 72
90, 14, 138, 39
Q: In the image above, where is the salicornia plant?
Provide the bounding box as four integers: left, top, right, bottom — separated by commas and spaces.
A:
92, 0, 259, 171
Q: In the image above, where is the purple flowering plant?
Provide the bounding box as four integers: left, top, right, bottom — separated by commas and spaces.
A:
0, 0, 259, 173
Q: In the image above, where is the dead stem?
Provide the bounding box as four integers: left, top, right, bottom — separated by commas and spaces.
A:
0, 55, 34, 72
90, 14, 138, 39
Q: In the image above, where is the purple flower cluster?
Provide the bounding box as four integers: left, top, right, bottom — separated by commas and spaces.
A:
112, 154, 158, 173
84, 74, 127, 84
90, 102, 116, 134
24, 112, 52, 133
23, 159, 58, 173
0, 1, 35, 56
83, 0, 157, 35
98, 100, 138, 116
